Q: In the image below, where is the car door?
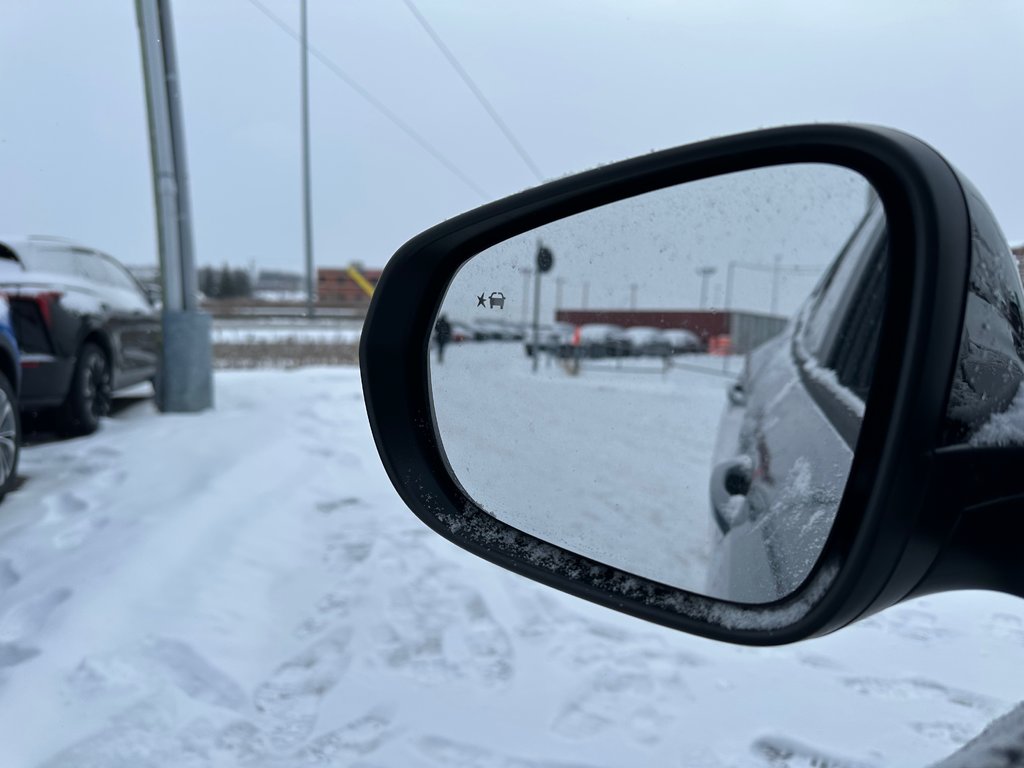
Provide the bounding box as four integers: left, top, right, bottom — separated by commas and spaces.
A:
95, 253, 160, 385
707, 204, 887, 602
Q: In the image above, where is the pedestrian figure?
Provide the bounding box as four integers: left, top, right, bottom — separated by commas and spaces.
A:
434, 314, 452, 363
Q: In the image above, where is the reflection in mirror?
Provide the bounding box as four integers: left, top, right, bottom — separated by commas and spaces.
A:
429, 164, 886, 604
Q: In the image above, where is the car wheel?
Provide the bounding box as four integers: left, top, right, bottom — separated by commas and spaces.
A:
0, 371, 20, 502
59, 342, 112, 436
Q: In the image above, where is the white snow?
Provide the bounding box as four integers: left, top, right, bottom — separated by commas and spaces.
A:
211, 319, 362, 345
968, 384, 1024, 447
431, 347, 731, 595
0, 367, 1021, 766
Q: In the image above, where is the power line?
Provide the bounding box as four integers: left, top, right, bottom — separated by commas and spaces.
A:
400, 0, 545, 184
242, 0, 489, 199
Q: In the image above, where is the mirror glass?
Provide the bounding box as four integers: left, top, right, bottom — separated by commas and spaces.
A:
429, 164, 886, 604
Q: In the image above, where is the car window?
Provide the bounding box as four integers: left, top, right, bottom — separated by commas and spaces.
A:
800, 203, 885, 364
21, 246, 79, 276
827, 239, 888, 400
98, 253, 145, 294
73, 251, 114, 284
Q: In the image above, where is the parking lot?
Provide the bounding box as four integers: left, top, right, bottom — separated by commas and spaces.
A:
0, 346, 1020, 766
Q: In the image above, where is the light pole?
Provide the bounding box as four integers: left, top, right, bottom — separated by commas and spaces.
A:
300, 0, 315, 318
519, 267, 533, 325
770, 254, 782, 315
725, 261, 737, 310
136, 0, 212, 413
532, 244, 554, 373
696, 266, 717, 309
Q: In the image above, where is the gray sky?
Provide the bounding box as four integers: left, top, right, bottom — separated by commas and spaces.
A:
1, 0, 1022, 293
444, 164, 871, 319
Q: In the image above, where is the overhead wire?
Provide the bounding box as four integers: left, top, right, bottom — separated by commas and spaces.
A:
242, 0, 489, 199
399, 0, 545, 184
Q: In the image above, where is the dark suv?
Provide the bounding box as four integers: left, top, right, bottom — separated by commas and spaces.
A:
0, 236, 160, 435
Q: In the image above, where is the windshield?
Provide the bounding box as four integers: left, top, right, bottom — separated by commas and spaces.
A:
1, 3, 1022, 766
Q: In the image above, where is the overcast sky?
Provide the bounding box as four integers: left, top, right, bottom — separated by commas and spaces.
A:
1, 0, 1022, 295
445, 164, 871, 318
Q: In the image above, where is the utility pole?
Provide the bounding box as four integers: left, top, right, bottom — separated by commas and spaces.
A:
136, 0, 212, 412
519, 267, 533, 325
301, 0, 315, 318
724, 260, 736, 311
532, 244, 554, 373
696, 266, 717, 309
770, 254, 782, 315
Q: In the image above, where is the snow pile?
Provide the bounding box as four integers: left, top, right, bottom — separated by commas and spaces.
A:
968, 384, 1024, 447
0, 369, 1019, 766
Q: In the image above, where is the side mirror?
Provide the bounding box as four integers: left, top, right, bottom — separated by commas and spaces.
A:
362, 124, 1024, 645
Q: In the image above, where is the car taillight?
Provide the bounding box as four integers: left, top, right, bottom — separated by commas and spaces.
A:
33, 291, 62, 328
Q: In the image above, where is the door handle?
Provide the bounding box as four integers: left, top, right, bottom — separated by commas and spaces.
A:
710, 456, 753, 534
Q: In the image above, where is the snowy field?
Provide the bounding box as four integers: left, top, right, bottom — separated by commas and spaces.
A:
432, 345, 736, 594
0, 368, 1022, 766
211, 318, 363, 345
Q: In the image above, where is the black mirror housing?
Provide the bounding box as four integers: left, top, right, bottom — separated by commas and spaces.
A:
361, 124, 1024, 645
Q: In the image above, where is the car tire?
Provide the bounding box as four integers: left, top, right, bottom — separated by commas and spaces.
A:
0, 371, 20, 503
58, 342, 112, 436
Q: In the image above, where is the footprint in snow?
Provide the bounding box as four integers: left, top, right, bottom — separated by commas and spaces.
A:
66, 636, 246, 711
842, 676, 1001, 715
751, 734, 875, 768
55, 491, 90, 515
0, 559, 20, 596
987, 612, 1024, 644
910, 720, 978, 747
316, 496, 362, 514
0, 587, 71, 669
52, 516, 109, 550
376, 571, 513, 686
417, 735, 607, 768
253, 629, 353, 753
290, 708, 395, 764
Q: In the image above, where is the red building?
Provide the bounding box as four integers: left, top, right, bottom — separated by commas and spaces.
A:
555, 310, 730, 342
317, 267, 382, 303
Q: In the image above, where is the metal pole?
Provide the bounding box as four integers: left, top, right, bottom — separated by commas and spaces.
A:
771, 254, 781, 315
696, 267, 716, 309
724, 261, 735, 312
723, 261, 735, 373
136, 0, 212, 412
532, 269, 542, 373
301, 0, 315, 318
520, 267, 532, 325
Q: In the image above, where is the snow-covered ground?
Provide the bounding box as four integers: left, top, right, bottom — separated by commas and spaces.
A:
211, 319, 362, 345
432, 346, 735, 594
0, 368, 1022, 767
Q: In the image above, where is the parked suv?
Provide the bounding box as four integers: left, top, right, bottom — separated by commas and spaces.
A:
0, 236, 160, 435
0, 295, 20, 501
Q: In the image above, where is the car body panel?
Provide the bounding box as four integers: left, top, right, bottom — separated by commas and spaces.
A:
708, 204, 886, 602
0, 236, 160, 409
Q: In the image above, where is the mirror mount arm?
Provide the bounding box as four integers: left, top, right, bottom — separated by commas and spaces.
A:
905, 446, 1024, 600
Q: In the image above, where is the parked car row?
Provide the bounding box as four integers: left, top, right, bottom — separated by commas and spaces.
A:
0, 235, 160, 449
526, 323, 705, 359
